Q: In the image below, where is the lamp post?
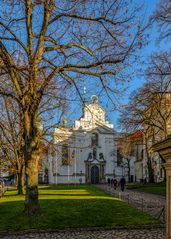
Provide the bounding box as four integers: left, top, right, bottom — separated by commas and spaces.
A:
79, 170, 83, 184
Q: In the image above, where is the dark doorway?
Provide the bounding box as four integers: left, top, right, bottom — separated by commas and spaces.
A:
38, 173, 43, 184
44, 168, 49, 184
91, 165, 99, 184
130, 175, 134, 183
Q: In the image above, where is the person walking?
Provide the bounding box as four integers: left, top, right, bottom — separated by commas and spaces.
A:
113, 178, 118, 190
111, 178, 114, 188
120, 177, 126, 192
107, 178, 111, 186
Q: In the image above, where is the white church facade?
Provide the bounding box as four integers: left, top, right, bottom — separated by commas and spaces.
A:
41, 96, 135, 184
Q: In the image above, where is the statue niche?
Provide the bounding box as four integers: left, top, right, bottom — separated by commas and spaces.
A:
99, 152, 104, 161
91, 133, 98, 147
93, 147, 97, 159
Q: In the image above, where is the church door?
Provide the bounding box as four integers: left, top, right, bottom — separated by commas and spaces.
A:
91, 165, 99, 184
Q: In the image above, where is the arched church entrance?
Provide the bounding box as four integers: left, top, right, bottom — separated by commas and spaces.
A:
91, 165, 99, 184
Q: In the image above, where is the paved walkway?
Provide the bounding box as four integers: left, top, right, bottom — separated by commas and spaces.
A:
96, 184, 166, 222
0, 228, 165, 239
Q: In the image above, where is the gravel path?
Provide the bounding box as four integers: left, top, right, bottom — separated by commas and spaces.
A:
0, 228, 165, 239
96, 184, 166, 222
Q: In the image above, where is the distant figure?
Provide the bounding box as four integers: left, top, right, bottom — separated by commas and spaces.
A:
120, 177, 126, 192
79, 178, 82, 185
144, 178, 147, 184
111, 178, 114, 187
107, 178, 111, 186
113, 179, 118, 190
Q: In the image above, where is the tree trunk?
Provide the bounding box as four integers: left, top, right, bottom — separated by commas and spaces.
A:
24, 155, 39, 215
147, 158, 154, 183
17, 166, 25, 195
15, 173, 18, 188
127, 159, 131, 183
23, 110, 42, 215
144, 135, 154, 183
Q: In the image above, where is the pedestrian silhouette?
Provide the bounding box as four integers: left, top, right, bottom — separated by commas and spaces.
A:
111, 178, 114, 187
113, 179, 118, 190
120, 177, 126, 192
107, 178, 111, 186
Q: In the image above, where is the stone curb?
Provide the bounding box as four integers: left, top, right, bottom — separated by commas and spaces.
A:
0, 224, 165, 236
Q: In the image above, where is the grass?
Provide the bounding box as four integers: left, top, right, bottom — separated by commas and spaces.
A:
127, 182, 166, 196
0, 185, 160, 232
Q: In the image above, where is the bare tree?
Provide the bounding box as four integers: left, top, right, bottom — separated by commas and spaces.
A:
119, 52, 171, 182
118, 131, 143, 182
117, 135, 133, 182
154, 0, 171, 40
0, 96, 25, 194
0, 0, 147, 214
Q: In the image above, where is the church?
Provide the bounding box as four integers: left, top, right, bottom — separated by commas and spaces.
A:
41, 95, 135, 184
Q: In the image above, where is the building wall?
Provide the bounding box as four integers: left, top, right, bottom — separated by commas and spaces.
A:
42, 97, 135, 184
42, 132, 135, 184
44, 131, 124, 184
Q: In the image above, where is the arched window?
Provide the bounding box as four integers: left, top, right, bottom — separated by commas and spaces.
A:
91, 133, 98, 146
62, 144, 69, 165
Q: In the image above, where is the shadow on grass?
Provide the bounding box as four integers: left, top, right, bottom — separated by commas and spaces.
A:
1, 194, 22, 197
38, 185, 98, 191
0, 198, 160, 232
39, 193, 90, 196
5, 188, 17, 192
39, 186, 76, 189
0, 185, 162, 233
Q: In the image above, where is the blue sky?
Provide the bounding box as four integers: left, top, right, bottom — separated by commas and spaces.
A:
65, 0, 171, 131
1, 0, 169, 132
53, 0, 169, 131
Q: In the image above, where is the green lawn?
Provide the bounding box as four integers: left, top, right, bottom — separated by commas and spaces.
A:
0, 185, 160, 232
127, 182, 166, 196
